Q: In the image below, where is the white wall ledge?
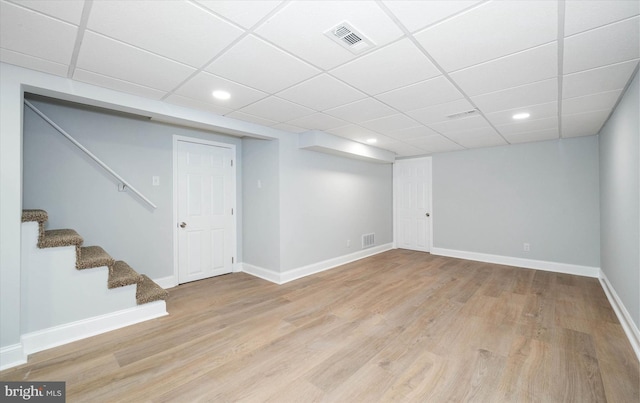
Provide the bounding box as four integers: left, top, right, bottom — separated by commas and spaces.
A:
299, 130, 395, 164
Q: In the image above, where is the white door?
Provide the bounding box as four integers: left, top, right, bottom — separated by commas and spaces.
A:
176, 139, 235, 283
394, 157, 432, 252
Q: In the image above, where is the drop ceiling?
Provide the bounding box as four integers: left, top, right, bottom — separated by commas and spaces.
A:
1, 0, 638, 157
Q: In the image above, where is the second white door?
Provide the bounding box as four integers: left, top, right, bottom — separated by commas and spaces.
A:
394, 157, 432, 252
176, 139, 235, 284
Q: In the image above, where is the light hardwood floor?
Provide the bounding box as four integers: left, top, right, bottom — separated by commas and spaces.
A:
2, 250, 638, 402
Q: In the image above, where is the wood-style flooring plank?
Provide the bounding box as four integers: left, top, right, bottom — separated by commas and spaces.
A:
1, 249, 637, 402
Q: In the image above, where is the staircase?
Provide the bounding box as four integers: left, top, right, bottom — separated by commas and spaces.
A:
22, 209, 168, 306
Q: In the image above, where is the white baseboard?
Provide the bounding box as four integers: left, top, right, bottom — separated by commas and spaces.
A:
0, 301, 168, 371
430, 247, 600, 278
241, 243, 394, 285
0, 343, 27, 371
153, 275, 177, 289
280, 243, 394, 284
240, 262, 281, 284
599, 270, 640, 361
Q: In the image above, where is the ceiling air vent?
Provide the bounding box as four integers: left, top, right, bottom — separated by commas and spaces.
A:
446, 109, 478, 120
325, 21, 375, 54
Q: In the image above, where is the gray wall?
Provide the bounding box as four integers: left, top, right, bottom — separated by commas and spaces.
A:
242, 138, 281, 271
432, 136, 600, 267
23, 96, 243, 280
242, 133, 393, 274
279, 134, 393, 271
599, 70, 639, 329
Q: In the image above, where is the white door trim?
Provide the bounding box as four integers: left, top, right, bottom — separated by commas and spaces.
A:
393, 156, 433, 252
172, 135, 237, 285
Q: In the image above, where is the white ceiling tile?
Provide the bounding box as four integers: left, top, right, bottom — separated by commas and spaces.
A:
406, 98, 475, 125
504, 128, 559, 144
206, 35, 320, 94
563, 60, 639, 99
562, 90, 623, 116
0, 1, 76, 65
485, 101, 558, 126
564, 0, 639, 36
239, 96, 315, 122
375, 75, 464, 112
255, 1, 403, 70
3, 0, 637, 156
449, 42, 557, 96
445, 127, 508, 148
330, 38, 440, 95
173, 71, 268, 110
386, 125, 440, 140
76, 32, 196, 92
0, 48, 68, 76
270, 122, 307, 133
163, 93, 233, 115
360, 113, 421, 133
225, 111, 279, 127
471, 78, 558, 114
427, 115, 491, 135
404, 134, 464, 153
495, 116, 558, 136
415, 1, 557, 72
276, 74, 365, 111
195, 0, 283, 28
286, 113, 348, 131
7, 0, 84, 24
563, 17, 639, 74
73, 69, 167, 100
382, 0, 483, 32
324, 98, 396, 123
562, 109, 611, 137
88, 0, 244, 67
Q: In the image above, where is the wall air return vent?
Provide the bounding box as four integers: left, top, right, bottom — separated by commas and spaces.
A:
325, 21, 375, 54
362, 233, 375, 249
446, 109, 478, 120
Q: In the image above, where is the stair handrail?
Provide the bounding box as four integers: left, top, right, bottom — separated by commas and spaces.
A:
24, 100, 157, 209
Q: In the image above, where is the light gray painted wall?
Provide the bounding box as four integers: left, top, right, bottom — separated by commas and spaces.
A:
432, 136, 600, 267
278, 134, 393, 271
0, 66, 23, 349
599, 70, 639, 329
23, 96, 243, 280
242, 138, 281, 271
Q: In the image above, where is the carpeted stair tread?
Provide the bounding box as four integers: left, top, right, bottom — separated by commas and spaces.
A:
77, 246, 114, 270
109, 261, 143, 289
136, 275, 168, 305
40, 229, 84, 248
22, 209, 48, 223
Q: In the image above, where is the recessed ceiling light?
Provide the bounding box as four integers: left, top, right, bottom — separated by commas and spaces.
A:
212, 90, 231, 100
512, 112, 530, 120
366, 138, 377, 144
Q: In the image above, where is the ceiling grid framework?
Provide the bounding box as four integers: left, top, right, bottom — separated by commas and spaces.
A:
1, 0, 638, 157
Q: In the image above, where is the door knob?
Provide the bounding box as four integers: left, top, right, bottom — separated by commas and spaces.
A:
179, 222, 187, 228
425, 213, 430, 217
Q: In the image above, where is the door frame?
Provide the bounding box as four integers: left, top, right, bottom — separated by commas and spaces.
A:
172, 135, 237, 285
393, 156, 433, 252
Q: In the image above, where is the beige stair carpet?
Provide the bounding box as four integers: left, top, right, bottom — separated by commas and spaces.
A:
21, 209, 168, 305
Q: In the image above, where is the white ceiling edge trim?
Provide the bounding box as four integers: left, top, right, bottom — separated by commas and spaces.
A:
298, 130, 396, 164
1, 63, 284, 141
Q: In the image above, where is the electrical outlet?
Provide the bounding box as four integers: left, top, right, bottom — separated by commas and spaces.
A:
152, 176, 160, 186
346, 239, 351, 248
523, 243, 530, 252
